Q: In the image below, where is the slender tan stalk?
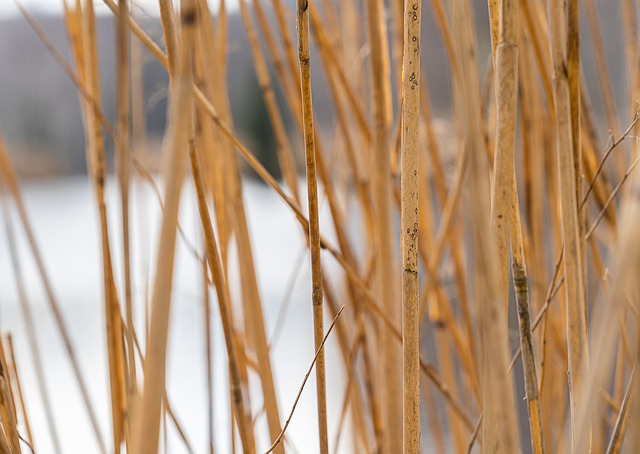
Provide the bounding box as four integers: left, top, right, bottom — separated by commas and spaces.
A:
511, 188, 545, 454
452, 0, 520, 451
110, 3, 471, 439
606, 365, 634, 453
297, 1, 328, 451
115, 3, 137, 448
493, 0, 544, 450
487, 0, 500, 57
75, 3, 127, 450
547, 0, 589, 444
572, 185, 640, 454
401, 0, 422, 451
197, 1, 284, 448
566, 0, 587, 351
238, 0, 299, 206
490, 0, 517, 306
365, 0, 401, 449
132, 1, 197, 452
5, 336, 33, 451
265, 307, 345, 454
0, 341, 20, 454
189, 142, 255, 453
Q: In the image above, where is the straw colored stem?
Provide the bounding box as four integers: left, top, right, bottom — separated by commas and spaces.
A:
512, 187, 545, 454
115, 3, 137, 446
132, 2, 197, 452
189, 141, 256, 453
547, 0, 589, 443
401, 0, 422, 451
5, 336, 32, 451
453, 0, 520, 450
364, 0, 401, 449
76, 3, 127, 450
297, 1, 328, 451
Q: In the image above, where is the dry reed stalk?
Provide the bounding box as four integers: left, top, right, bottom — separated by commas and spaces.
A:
364, 0, 402, 448
606, 365, 634, 453
401, 0, 422, 450
584, 0, 620, 137
511, 190, 545, 454
418, 77, 478, 401
72, 3, 128, 450
417, 151, 469, 452
132, 1, 198, 452
621, 0, 637, 118
567, 0, 587, 340
191, 4, 231, 264
494, 0, 544, 451
238, 0, 299, 203
452, 0, 520, 451
4, 337, 32, 451
547, 0, 589, 444
487, 0, 500, 58
111, 5, 474, 436
158, 0, 178, 76
189, 139, 256, 453
309, 10, 371, 145
572, 183, 640, 453
196, 1, 284, 447
0, 341, 20, 453
115, 3, 137, 449
265, 307, 345, 454
297, 1, 329, 451
489, 0, 516, 307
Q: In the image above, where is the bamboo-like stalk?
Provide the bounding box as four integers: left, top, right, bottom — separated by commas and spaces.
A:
511, 188, 545, 454
297, 1, 328, 451
364, 0, 401, 450
566, 0, 587, 354
196, 2, 284, 449
493, 0, 544, 452
489, 0, 516, 306
189, 142, 256, 453
157, 65, 471, 436
547, 0, 589, 445
452, 0, 520, 451
115, 3, 137, 449
76, 3, 127, 450
132, 1, 197, 452
401, 0, 422, 451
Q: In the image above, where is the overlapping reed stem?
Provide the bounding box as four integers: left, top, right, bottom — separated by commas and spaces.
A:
132, 1, 197, 452
547, 0, 589, 445
401, 0, 422, 451
297, 1, 328, 451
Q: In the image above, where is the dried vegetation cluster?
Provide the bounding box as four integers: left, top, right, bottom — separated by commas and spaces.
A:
1, 0, 640, 453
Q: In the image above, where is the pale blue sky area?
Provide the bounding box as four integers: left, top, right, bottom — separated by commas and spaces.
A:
0, 1, 237, 18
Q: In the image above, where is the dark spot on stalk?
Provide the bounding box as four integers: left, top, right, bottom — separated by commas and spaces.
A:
181, 8, 197, 25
